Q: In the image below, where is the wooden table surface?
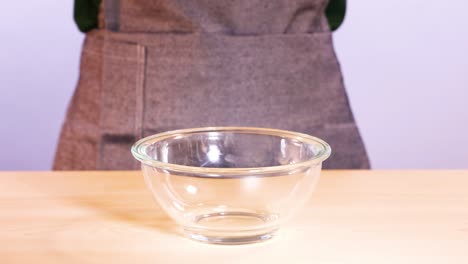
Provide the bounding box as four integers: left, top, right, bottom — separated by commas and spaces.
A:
1, 170, 468, 263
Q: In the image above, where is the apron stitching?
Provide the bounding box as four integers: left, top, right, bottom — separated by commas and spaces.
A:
134, 45, 146, 140
83, 49, 141, 61
97, 38, 105, 170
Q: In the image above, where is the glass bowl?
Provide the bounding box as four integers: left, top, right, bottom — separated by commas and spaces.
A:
131, 127, 331, 245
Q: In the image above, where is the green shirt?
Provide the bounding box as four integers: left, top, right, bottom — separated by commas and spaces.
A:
74, 0, 346, 33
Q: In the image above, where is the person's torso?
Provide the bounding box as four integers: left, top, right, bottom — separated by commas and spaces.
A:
74, 0, 344, 34
104, 0, 330, 34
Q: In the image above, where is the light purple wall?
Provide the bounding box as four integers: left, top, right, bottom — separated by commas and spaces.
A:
0, 1, 83, 170
0, 1, 467, 170
334, 1, 468, 169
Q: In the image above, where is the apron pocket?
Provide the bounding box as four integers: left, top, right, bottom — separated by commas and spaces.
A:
99, 39, 146, 169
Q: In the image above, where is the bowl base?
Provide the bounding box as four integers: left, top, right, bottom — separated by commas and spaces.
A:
184, 229, 277, 245
184, 228, 277, 245
183, 211, 279, 245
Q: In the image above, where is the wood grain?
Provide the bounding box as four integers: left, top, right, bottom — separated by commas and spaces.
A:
1, 171, 468, 263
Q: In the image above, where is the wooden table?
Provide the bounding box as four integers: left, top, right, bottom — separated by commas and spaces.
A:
1, 171, 468, 263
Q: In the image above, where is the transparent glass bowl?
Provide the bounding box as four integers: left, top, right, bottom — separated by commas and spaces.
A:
131, 127, 331, 245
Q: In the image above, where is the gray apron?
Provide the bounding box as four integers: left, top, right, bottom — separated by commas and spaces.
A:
54, 0, 370, 170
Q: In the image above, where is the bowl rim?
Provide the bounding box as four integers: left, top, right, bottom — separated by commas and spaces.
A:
131, 127, 331, 176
